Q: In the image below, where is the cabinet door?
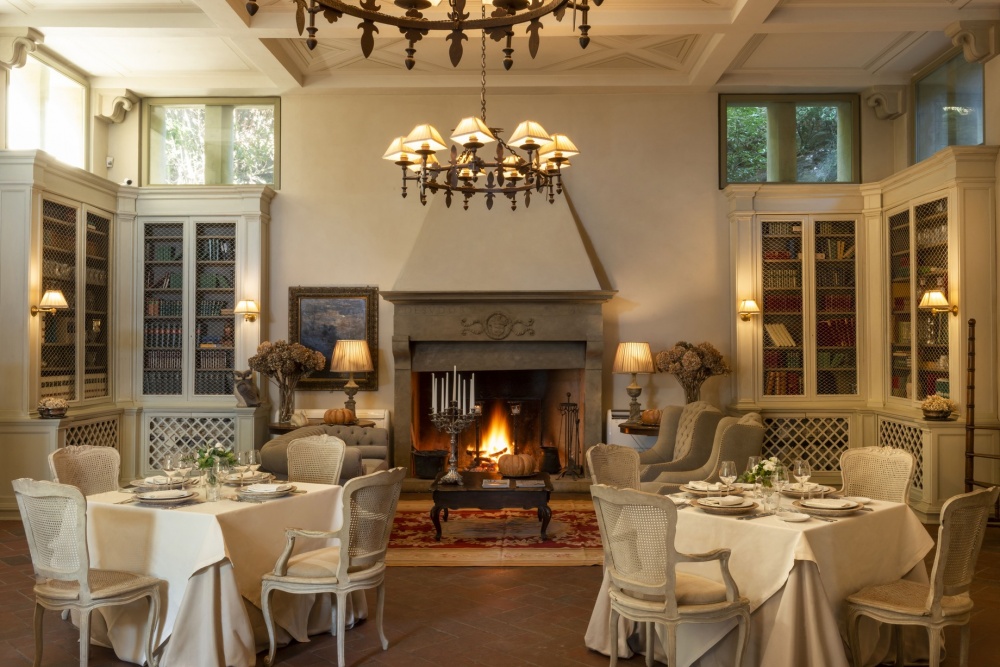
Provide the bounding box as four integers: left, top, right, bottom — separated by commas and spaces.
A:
40, 199, 79, 401
760, 220, 804, 396
142, 222, 185, 395
83, 209, 112, 400
914, 197, 949, 400
813, 219, 858, 395
887, 209, 913, 399
193, 222, 236, 396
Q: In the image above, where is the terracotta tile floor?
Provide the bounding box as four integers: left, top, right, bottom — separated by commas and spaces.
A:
1, 510, 999, 666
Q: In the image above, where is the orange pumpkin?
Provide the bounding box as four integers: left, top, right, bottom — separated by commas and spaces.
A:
640, 409, 662, 425
497, 453, 535, 477
323, 408, 356, 425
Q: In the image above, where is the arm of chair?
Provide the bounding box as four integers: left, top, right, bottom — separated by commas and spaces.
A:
676, 548, 741, 602
637, 407, 683, 465
271, 527, 340, 576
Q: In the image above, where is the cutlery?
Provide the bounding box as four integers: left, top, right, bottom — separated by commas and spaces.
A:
736, 513, 767, 521
114, 497, 137, 504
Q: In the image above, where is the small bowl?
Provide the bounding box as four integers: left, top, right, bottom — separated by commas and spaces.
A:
922, 409, 951, 421
38, 407, 68, 419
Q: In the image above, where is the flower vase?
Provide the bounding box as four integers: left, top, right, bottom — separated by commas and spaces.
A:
277, 386, 295, 423
760, 479, 776, 512
683, 384, 702, 404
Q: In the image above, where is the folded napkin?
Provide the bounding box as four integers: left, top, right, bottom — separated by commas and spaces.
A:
802, 498, 853, 509
668, 494, 690, 505
687, 480, 722, 491
791, 482, 819, 491
144, 476, 170, 485
713, 495, 746, 506
245, 483, 291, 494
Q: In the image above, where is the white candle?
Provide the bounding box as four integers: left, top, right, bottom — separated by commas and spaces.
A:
470, 373, 475, 409
432, 374, 437, 413
453, 365, 457, 401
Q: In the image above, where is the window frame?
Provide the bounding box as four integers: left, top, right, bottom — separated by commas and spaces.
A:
909, 47, 984, 166
7, 50, 90, 169
140, 96, 280, 188
718, 93, 861, 189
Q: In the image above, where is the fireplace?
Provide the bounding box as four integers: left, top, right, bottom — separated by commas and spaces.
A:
382, 195, 615, 476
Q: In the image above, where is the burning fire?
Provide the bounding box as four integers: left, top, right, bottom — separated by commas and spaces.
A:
467, 401, 513, 472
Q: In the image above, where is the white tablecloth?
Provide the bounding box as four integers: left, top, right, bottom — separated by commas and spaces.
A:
86, 482, 368, 666
585, 496, 934, 667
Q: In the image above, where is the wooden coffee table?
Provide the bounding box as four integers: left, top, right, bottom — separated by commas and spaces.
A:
430, 471, 553, 541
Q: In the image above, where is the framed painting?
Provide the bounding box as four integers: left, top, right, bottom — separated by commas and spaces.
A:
289, 285, 378, 391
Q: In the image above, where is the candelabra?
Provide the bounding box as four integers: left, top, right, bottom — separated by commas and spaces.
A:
430, 400, 478, 485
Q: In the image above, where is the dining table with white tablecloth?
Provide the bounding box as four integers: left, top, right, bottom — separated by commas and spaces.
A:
85, 482, 367, 666
584, 493, 935, 667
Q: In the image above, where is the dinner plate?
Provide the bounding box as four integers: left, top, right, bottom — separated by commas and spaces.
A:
680, 484, 736, 497
235, 484, 295, 500
136, 489, 196, 504
691, 499, 758, 516
792, 499, 862, 517
801, 498, 858, 510
776, 511, 810, 523
697, 496, 752, 508
844, 496, 872, 505
780, 483, 834, 499
129, 477, 188, 489
224, 472, 273, 486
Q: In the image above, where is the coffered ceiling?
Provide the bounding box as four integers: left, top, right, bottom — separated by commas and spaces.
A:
0, 0, 997, 96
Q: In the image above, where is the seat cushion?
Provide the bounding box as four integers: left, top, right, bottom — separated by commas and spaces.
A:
284, 546, 342, 579
36, 569, 160, 601
847, 579, 973, 617
612, 572, 729, 611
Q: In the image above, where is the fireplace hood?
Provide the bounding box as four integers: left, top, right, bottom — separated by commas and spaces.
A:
383, 193, 615, 473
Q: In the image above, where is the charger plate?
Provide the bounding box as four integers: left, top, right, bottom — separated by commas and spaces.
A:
224, 472, 273, 486
792, 498, 862, 517
136, 489, 196, 505
780, 483, 834, 499
680, 484, 737, 497
691, 498, 757, 516
235, 484, 295, 501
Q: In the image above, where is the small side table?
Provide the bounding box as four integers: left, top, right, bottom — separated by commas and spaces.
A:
267, 419, 376, 436
618, 422, 659, 436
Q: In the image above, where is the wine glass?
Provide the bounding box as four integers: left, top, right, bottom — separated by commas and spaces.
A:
745, 456, 762, 497
718, 460, 737, 500
245, 449, 261, 480
793, 459, 812, 500
234, 451, 251, 484
160, 453, 178, 486
175, 453, 195, 486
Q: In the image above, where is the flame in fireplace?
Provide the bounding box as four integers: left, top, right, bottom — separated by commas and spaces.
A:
482, 402, 512, 459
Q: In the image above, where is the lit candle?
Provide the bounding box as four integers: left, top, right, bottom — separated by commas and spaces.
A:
432, 374, 437, 413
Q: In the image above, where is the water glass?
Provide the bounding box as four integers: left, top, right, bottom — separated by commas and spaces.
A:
793, 459, 812, 499
718, 460, 737, 499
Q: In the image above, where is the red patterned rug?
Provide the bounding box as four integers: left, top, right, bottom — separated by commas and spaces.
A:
386, 499, 604, 566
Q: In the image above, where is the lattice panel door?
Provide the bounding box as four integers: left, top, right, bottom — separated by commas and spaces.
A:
64, 417, 120, 450
762, 416, 850, 472
888, 209, 913, 399
143, 223, 185, 395
194, 222, 236, 396
914, 198, 949, 400
878, 418, 924, 490
760, 220, 804, 396
146, 415, 236, 468
813, 220, 858, 395
84, 211, 111, 399
40, 199, 78, 401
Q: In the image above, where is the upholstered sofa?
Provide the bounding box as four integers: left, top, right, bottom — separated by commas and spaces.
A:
638, 401, 725, 472
260, 424, 390, 482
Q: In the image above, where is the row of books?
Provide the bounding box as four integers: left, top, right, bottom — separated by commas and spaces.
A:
763, 294, 803, 311
764, 371, 801, 395
764, 323, 798, 347
820, 238, 855, 259
762, 268, 801, 288
816, 318, 856, 347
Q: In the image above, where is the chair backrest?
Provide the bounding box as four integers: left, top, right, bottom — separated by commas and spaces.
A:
287, 434, 347, 484
671, 401, 721, 462
839, 446, 915, 504
926, 486, 999, 614
591, 484, 682, 616
48, 445, 120, 496
703, 414, 765, 483
12, 478, 93, 598
586, 444, 640, 489
336, 467, 406, 578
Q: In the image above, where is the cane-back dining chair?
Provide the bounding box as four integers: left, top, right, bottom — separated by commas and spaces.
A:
839, 446, 916, 504
48, 445, 121, 496
261, 467, 406, 667
286, 434, 347, 485
13, 478, 163, 667
590, 484, 750, 667
587, 443, 640, 489
846, 486, 999, 667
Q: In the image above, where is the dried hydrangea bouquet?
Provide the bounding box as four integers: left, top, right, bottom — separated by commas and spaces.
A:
655, 341, 732, 403
248, 340, 326, 423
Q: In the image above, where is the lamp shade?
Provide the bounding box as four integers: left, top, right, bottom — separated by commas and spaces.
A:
39, 289, 68, 310
330, 339, 374, 373
919, 289, 950, 309
233, 300, 259, 315
508, 120, 550, 149
538, 134, 579, 162
612, 342, 655, 375
450, 116, 496, 148
382, 136, 415, 164
738, 299, 760, 320
403, 124, 447, 153
408, 154, 440, 173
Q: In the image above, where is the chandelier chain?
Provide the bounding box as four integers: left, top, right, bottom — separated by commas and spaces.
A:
480, 5, 487, 124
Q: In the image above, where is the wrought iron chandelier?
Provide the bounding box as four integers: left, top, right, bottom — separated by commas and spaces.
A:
245, 0, 603, 70
382, 17, 579, 210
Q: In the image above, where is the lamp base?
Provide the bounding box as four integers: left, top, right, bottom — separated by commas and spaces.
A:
343, 385, 359, 413
624, 383, 643, 424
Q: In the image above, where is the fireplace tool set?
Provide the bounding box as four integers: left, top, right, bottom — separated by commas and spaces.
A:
558, 393, 584, 479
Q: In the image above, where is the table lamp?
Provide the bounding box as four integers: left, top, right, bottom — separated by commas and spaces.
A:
330, 339, 374, 413
613, 342, 655, 424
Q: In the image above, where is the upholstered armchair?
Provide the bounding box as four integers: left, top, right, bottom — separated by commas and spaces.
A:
640, 413, 765, 495
637, 402, 724, 477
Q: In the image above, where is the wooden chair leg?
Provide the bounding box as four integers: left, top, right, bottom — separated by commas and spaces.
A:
893, 623, 903, 667
33, 603, 44, 667
336, 592, 348, 667
665, 623, 677, 667
609, 608, 619, 667
645, 622, 654, 667
261, 585, 278, 667
376, 583, 388, 650
928, 626, 943, 667
79, 609, 91, 667
959, 623, 971, 667
846, 608, 864, 667
145, 589, 161, 667
734, 609, 750, 667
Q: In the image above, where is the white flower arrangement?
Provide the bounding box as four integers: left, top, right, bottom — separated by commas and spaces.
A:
197, 443, 237, 470
745, 456, 780, 486
38, 397, 68, 410
921, 394, 957, 413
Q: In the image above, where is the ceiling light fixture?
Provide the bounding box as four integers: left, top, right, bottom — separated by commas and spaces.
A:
383, 11, 579, 210
244, 0, 602, 70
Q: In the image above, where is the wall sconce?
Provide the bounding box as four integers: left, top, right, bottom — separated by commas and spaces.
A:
918, 290, 958, 316
738, 299, 761, 322
233, 300, 260, 322
30, 289, 68, 317
330, 339, 374, 412
612, 341, 655, 425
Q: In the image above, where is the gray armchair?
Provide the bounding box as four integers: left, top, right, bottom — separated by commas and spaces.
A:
640, 413, 765, 495
637, 401, 724, 475
260, 424, 389, 482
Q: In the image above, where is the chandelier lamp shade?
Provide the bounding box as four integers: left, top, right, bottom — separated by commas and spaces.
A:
244, 0, 604, 70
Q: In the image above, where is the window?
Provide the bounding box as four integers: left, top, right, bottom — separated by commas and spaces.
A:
7, 55, 87, 169
913, 51, 983, 163
720, 94, 860, 188
143, 98, 279, 186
